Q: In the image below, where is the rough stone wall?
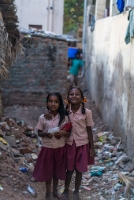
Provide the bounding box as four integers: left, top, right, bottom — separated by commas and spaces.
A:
85, 12, 134, 159
1, 36, 68, 107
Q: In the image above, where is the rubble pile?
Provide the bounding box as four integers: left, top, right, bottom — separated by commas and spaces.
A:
0, 117, 39, 196
1, 102, 134, 199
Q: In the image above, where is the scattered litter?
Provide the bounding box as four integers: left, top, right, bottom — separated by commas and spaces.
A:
0, 137, 8, 145
0, 185, 4, 191
31, 153, 38, 160
19, 167, 29, 173
16, 139, 20, 144
27, 185, 37, 197
90, 166, 105, 177
90, 166, 105, 173
99, 135, 107, 143
81, 186, 91, 191
0, 116, 40, 197
59, 186, 64, 194
90, 171, 103, 177
0, 97, 133, 199
114, 183, 122, 191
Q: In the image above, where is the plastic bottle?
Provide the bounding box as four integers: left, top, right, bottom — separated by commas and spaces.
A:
27, 185, 37, 197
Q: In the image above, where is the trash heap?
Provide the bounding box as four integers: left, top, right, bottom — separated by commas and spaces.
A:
0, 117, 39, 197
72, 103, 134, 200
1, 104, 134, 199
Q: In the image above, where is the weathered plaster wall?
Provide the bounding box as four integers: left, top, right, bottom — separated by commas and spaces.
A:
86, 12, 134, 158
1, 36, 68, 107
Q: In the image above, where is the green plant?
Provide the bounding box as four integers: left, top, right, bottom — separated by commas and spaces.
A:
64, 0, 84, 34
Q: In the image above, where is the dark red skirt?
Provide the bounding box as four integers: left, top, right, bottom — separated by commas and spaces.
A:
33, 146, 66, 182
66, 141, 94, 173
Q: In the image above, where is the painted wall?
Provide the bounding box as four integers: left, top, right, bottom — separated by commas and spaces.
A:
85, 12, 134, 158
15, 0, 64, 34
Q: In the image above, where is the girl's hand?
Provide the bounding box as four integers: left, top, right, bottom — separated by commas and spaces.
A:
54, 130, 66, 139
90, 148, 95, 158
44, 112, 53, 120
45, 133, 53, 139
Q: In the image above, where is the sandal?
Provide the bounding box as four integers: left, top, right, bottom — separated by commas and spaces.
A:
61, 192, 70, 200
45, 193, 51, 200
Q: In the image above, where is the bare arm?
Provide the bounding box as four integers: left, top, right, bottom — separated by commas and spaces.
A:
38, 130, 53, 139
61, 130, 71, 137
54, 130, 71, 139
87, 126, 95, 157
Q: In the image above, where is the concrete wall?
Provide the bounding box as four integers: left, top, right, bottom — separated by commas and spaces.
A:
95, 0, 106, 19
1, 36, 68, 107
15, 0, 64, 34
85, 12, 134, 158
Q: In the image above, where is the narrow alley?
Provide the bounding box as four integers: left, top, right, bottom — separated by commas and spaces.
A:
0, 0, 134, 200
0, 89, 134, 200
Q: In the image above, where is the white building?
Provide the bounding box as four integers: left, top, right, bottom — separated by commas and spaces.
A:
15, 0, 64, 34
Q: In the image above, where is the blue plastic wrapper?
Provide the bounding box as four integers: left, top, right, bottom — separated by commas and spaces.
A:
19, 167, 28, 173
90, 166, 105, 177
90, 171, 103, 177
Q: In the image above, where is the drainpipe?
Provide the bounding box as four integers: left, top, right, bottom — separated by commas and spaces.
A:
81, 0, 87, 77
110, 0, 113, 16
51, 0, 54, 32
47, 0, 50, 31
49, 0, 54, 32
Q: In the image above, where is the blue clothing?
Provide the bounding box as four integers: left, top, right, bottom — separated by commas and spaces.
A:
116, 0, 125, 13
70, 59, 83, 76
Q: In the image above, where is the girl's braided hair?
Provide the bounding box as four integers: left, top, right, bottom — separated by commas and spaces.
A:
46, 92, 65, 126
66, 86, 86, 116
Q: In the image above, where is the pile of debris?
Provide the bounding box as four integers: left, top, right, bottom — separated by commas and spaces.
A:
0, 117, 39, 197
1, 103, 134, 199
66, 102, 134, 200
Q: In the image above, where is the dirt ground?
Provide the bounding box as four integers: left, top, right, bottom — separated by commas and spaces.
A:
2, 97, 100, 200
2, 84, 133, 200
2, 103, 95, 200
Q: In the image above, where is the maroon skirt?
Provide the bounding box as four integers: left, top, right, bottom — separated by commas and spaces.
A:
66, 141, 94, 173
33, 146, 66, 182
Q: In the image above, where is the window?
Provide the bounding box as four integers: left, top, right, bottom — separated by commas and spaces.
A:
29, 25, 42, 30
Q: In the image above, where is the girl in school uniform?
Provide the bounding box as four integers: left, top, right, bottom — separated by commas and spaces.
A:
33, 92, 70, 200
63, 86, 95, 200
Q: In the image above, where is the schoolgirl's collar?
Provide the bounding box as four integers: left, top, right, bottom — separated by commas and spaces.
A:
50, 113, 59, 119
69, 104, 82, 115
